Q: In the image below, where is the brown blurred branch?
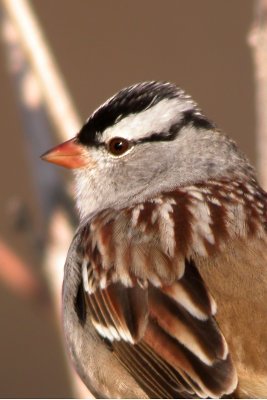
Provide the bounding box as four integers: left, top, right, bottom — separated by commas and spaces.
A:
248, 0, 267, 189
0, 238, 42, 300
0, 0, 89, 397
1, 0, 81, 140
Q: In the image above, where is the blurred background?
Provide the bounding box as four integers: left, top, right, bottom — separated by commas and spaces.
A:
0, 0, 259, 398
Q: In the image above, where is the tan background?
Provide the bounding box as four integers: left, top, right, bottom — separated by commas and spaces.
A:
0, 1, 255, 398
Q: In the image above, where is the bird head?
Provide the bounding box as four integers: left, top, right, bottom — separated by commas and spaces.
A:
42, 81, 252, 219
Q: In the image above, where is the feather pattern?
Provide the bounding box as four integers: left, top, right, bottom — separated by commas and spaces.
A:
76, 178, 267, 398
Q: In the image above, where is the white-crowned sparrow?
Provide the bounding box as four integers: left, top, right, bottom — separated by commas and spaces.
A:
42, 82, 267, 398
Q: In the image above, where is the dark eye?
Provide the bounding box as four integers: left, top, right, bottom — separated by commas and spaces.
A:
107, 137, 130, 156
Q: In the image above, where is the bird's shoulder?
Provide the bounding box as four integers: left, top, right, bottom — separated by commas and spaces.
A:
79, 177, 267, 288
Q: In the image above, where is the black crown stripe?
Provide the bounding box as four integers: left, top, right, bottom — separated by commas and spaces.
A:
77, 82, 212, 147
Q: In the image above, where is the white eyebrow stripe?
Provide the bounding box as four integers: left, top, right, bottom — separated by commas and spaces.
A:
101, 98, 195, 142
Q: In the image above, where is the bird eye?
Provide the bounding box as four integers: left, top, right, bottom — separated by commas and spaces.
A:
107, 137, 130, 156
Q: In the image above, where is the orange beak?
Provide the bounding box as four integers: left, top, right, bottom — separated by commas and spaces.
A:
41, 138, 88, 169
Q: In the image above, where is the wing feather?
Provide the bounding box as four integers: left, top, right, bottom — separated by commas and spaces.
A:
83, 258, 236, 398
79, 190, 241, 398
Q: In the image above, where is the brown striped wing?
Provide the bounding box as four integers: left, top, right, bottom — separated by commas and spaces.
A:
83, 258, 237, 398
78, 181, 264, 398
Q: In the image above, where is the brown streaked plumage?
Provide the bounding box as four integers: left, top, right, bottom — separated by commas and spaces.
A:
73, 178, 266, 398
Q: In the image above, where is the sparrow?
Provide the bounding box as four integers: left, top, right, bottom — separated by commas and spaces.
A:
42, 81, 267, 398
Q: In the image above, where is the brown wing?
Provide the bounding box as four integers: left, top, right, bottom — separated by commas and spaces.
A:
83, 256, 237, 398
78, 181, 263, 398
